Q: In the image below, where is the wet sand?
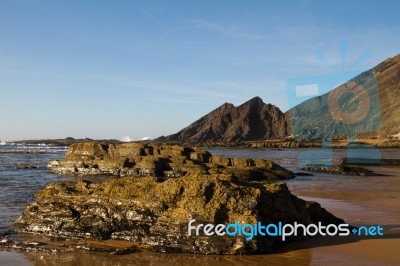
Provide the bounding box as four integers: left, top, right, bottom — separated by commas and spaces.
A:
2, 166, 400, 265
0, 252, 31, 266
286, 165, 400, 265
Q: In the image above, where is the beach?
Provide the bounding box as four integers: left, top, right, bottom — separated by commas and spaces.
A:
2, 174, 399, 265
0, 145, 399, 265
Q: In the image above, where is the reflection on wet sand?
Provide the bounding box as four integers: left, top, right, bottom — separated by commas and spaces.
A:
22, 249, 312, 266
18, 227, 400, 265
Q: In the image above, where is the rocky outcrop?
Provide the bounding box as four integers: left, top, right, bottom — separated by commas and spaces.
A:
14, 173, 344, 254
343, 158, 400, 166
14, 138, 122, 147
301, 164, 383, 176
286, 53, 400, 140
157, 97, 288, 142
48, 142, 295, 180
373, 54, 400, 137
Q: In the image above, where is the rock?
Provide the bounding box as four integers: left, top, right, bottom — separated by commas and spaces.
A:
294, 172, 314, 176
301, 164, 383, 176
157, 97, 288, 142
342, 158, 400, 166
156, 53, 400, 143
13, 138, 122, 147
15, 164, 40, 170
13, 173, 344, 255
0, 237, 48, 252
286, 53, 400, 140
110, 247, 139, 255
48, 142, 295, 180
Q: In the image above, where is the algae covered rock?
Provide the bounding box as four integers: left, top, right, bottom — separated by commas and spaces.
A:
14, 173, 344, 254
48, 142, 294, 180
17, 141, 345, 254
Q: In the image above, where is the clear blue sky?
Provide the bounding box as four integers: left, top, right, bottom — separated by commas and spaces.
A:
1, 0, 399, 140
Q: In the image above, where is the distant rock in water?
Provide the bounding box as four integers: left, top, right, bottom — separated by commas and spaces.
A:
14, 174, 344, 254
48, 142, 294, 180
158, 97, 288, 142
14, 138, 122, 147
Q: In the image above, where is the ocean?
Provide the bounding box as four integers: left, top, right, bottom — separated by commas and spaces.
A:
0, 143, 68, 234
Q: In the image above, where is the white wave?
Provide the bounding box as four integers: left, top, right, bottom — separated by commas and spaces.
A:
121, 136, 133, 142
0, 142, 15, 146
121, 136, 151, 142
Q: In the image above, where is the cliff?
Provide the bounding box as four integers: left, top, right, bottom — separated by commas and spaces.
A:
286, 53, 400, 140
158, 97, 288, 142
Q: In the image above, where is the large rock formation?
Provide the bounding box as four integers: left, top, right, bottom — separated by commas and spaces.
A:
48, 142, 295, 180
156, 54, 399, 143
13, 141, 345, 254
374, 54, 400, 137
286, 53, 400, 140
158, 97, 288, 142
14, 174, 344, 254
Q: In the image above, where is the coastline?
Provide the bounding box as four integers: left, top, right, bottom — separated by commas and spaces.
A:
10, 136, 400, 149
0, 143, 399, 265
2, 170, 399, 265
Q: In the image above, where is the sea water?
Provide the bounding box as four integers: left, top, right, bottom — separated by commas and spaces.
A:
0, 143, 68, 233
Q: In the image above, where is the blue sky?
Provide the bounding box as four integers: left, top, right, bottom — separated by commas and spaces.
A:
1, 0, 399, 140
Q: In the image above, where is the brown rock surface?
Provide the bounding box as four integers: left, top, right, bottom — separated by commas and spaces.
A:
286, 53, 400, 140
14, 174, 344, 254
374, 54, 400, 137
48, 142, 295, 180
158, 97, 288, 142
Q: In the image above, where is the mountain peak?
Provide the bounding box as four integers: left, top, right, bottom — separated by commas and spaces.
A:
159, 96, 288, 142
245, 96, 264, 105
158, 52, 400, 143
219, 102, 235, 110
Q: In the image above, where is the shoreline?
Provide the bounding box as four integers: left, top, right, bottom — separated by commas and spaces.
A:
0, 145, 399, 265
285, 165, 400, 265
9, 137, 400, 149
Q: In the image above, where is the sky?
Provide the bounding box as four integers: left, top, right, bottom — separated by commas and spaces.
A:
1, 0, 399, 141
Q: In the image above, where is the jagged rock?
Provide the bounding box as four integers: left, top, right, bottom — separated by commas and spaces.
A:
14, 173, 344, 254
157, 97, 288, 142
15, 164, 41, 170
48, 142, 295, 180
301, 164, 383, 176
